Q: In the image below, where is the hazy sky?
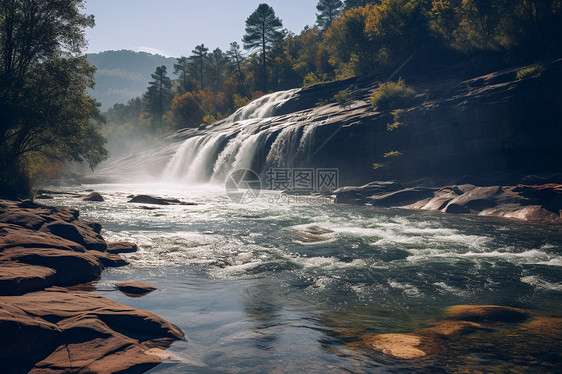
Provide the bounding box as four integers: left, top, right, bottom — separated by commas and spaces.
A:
84, 0, 318, 57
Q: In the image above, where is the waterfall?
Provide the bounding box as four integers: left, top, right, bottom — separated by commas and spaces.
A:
160, 88, 320, 185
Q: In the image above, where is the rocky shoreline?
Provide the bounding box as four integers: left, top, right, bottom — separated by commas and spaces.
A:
332, 182, 562, 223
0, 196, 184, 373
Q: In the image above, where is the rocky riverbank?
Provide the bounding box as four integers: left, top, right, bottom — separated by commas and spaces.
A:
332, 182, 562, 223
0, 196, 184, 373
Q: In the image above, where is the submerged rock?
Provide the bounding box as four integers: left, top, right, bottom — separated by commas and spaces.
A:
443, 305, 529, 323
83, 192, 105, 202
128, 194, 197, 206
116, 282, 157, 297
361, 333, 427, 359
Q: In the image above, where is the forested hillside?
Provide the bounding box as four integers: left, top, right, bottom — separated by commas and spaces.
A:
86, 50, 175, 110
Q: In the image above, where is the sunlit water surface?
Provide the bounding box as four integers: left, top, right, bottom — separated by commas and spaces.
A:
46, 183, 562, 373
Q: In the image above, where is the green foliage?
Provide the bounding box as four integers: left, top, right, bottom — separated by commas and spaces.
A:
0, 0, 107, 189
387, 109, 406, 131
371, 78, 416, 111
243, 4, 285, 92
303, 72, 324, 87
190, 44, 209, 89
516, 65, 543, 80
316, 0, 344, 30
142, 66, 174, 132
383, 150, 402, 158
333, 87, 352, 108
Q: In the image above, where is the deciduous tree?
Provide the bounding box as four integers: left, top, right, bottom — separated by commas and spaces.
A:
0, 0, 107, 190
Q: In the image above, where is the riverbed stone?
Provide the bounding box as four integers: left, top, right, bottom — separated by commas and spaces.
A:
443, 305, 529, 323
116, 282, 157, 296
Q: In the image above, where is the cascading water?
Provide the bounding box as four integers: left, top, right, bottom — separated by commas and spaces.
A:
162, 88, 321, 185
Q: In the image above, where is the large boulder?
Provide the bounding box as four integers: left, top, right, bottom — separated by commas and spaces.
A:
0, 263, 56, 295
83, 192, 105, 202
0, 288, 185, 373
0, 247, 102, 286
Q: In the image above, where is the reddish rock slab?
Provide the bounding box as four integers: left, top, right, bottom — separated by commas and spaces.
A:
0, 288, 185, 373
91, 250, 129, 268
106, 241, 138, 254
0, 224, 86, 253
0, 247, 102, 286
443, 305, 529, 323
0, 263, 56, 295
42, 220, 107, 251
116, 282, 157, 297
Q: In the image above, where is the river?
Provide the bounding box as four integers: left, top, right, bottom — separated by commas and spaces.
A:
45, 183, 562, 373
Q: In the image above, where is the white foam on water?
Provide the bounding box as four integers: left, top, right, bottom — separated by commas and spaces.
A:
520, 276, 562, 291
388, 281, 422, 297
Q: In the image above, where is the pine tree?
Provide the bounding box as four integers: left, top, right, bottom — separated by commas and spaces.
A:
173, 56, 191, 93
242, 4, 285, 92
189, 44, 208, 89
143, 65, 173, 130
316, 0, 344, 29
226, 42, 247, 97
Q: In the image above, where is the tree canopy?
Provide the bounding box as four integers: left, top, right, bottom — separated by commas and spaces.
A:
242, 3, 285, 92
316, 0, 344, 30
0, 0, 107, 191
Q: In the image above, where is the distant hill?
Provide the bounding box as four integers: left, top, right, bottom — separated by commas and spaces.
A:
87, 50, 176, 110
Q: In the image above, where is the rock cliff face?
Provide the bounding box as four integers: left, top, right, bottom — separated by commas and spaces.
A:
89, 59, 562, 189
280, 59, 562, 186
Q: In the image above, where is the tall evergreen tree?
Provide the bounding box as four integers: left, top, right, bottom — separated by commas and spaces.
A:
316, 0, 344, 29
242, 3, 285, 92
226, 42, 247, 97
189, 44, 208, 89
143, 65, 173, 130
206, 48, 228, 92
173, 56, 191, 93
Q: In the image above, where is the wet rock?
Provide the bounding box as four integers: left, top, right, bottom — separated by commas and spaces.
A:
0, 209, 46, 230
0, 247, 102, 286
128, 194, 182, 205
418, 320, 490, 337
333, 181, 405, 205
0, 288, 184, 373
82, 192, 104, 202
91, 250, 129, 268
35, 194, 54, 200
0, 224, 87, 252
106, 241, 138, 254
116, 282, 157, 297
0, 263, 56, 295
444, 186, 502, 213
367, 187, 436, 207
522, 317, 562, 338
443, 305, 529, 323
362, 333, 427, 359
43, 220, 107, 251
